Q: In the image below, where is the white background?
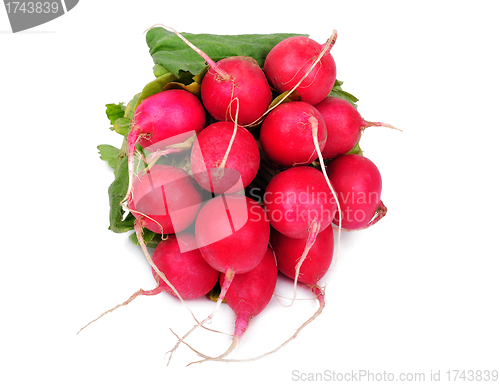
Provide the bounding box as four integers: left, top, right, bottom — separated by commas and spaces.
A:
1, 1, 499, 384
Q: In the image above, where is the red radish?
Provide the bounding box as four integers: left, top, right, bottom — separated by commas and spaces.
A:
155, 25, 271, 126
200, 56, 272, 125
259, 101, 327, 167
190, 121, 260, 194
188, 246, 278, 363
128, 164, 203, 235
77, 232, 218, 333
264, 166, 336, 302
168, 195, 270, 358
326, 154, 387, 230
264, 166, 335, 239
264, 34, 337, 106
151, 232, 219, 300
270, 224, 333, 286
221, 246, 277, 350
196, 195, 270, 275
315, 96, 401, 159
124, 89, 206, 202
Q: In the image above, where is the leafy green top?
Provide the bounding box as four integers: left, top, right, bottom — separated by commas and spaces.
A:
146, 27, 307, 76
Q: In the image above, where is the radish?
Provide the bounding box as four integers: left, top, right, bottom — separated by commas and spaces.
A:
168, 194, 270, 359
125, 89, 206, 202
259, 101, 327, 167
156, 26, 272, 126
326, 154, 387, 230
264, 166, 335, 239
264, 34, 337, 106
151, 232, 219, 300
264, 166, 336, 303
270, 224, 333, 287
196, 195, 270, 275
315, 96, 401, 159
187, 246, 278, 363
190, 121, 260, 194
128, 164, 202, 235
200, 56, 272, 125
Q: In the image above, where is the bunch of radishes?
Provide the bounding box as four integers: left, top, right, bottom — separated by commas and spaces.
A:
92, 26, 398, 364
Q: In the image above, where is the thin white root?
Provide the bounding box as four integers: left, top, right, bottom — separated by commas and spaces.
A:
76, 285, 163, 335
219, 98, 240, 172
182, 285, 326, 364
362, 120, 402, 132
166, 268, 235, 365
281, 218, 321, 308
310, 117, 342, 263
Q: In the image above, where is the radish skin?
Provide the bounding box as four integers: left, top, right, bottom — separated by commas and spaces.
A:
128, 165, 202, 235
124, 89, 206, 204
315, 97, 401, 159
326, 154, 386, 230
190, 121, 260, 194
260, 101, 327, 167
264, 34, 337, 105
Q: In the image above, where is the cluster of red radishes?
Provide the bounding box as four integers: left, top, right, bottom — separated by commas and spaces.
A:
95, 28, 396, 364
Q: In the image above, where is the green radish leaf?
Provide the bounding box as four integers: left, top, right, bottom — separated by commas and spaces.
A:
146, 27, 307, 76
329, 79, 359, 108
346, 141, 363, 156
108, 154, 135, 233
113, 117, 132, 136
153, 64, 168, 78
97, 144, 120, 170
129, 228, 162, 248
105, 103, 126, 129
134, 72, 178, 110
268, 90, 301, 109
124, 93, 141, 120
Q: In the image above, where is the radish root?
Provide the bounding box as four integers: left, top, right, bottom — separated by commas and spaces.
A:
310, 116, 342, 262
361, 120, 402, 132
167, 268, 236, 365
183, 284, 326, 364
77, 284, 163, 335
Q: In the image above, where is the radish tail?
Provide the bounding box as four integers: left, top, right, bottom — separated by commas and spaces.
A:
77, 285, 163, 335
219, 98, 240, 172
361, 120, 402, 132
167, 268, 235, 365
181, 284, 326, 364
282, 218, 321, 308
310, 116, 342, 261
358, 200, 388, 230
187, 311, 249, 365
